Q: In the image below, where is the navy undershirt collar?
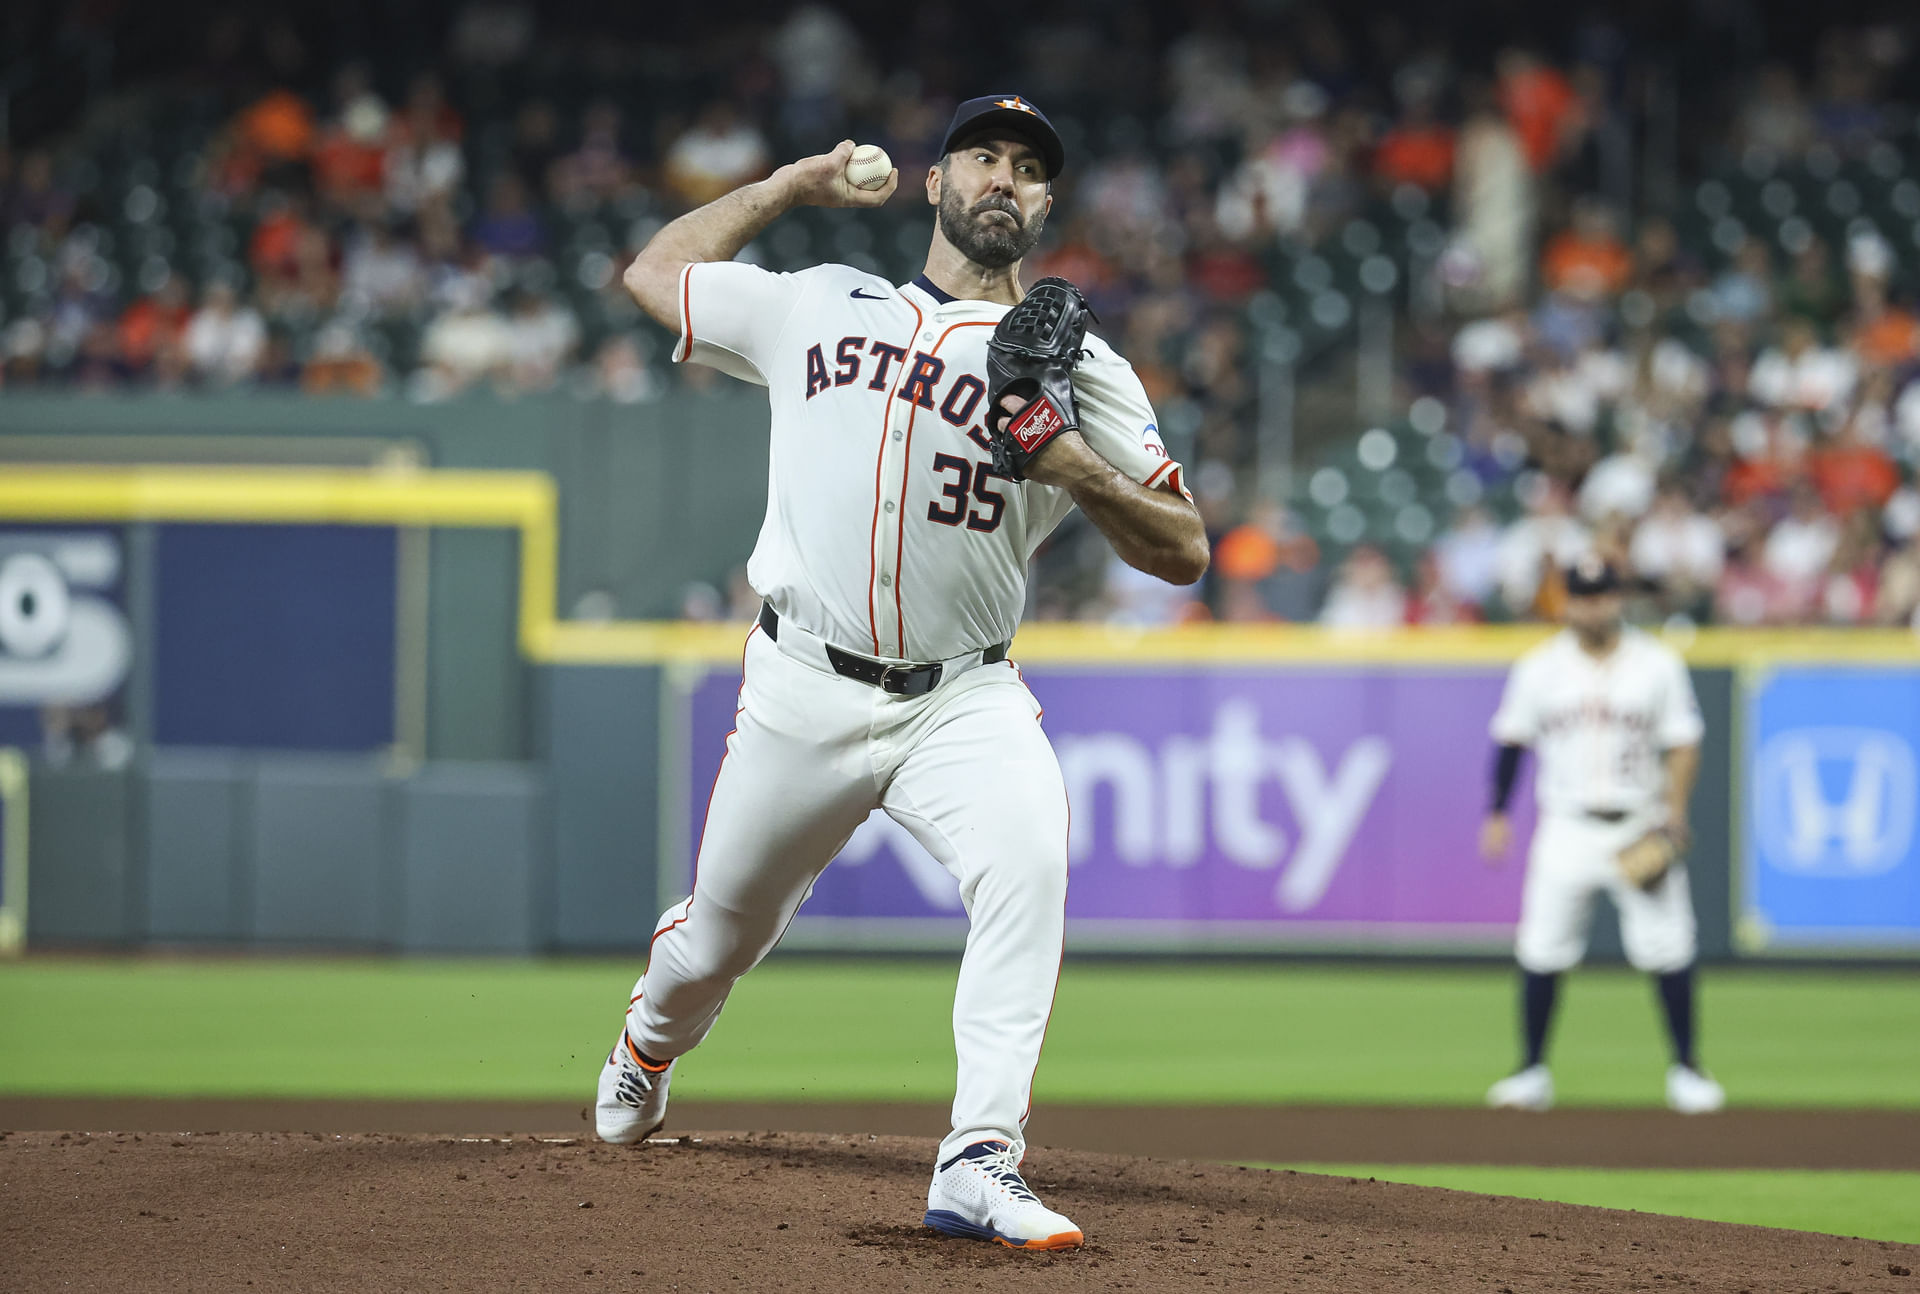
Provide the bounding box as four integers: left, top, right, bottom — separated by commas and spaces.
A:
910, 273, 957, 304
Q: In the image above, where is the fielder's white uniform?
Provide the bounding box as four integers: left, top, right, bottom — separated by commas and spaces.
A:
628, 261, 1188, 1162
1490, 629, 1705, 973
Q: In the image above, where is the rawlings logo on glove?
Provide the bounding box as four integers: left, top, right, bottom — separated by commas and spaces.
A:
985, 277, 1095, 481
1006, 396, 1066, 452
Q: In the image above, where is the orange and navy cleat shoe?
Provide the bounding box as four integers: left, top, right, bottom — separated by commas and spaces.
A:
594, 1030, 673, 1145
924, 1140, 1083, 1251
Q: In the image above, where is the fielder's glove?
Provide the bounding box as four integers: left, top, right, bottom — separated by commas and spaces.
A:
1617, 828, 1680, 891
985, 276, 1096, 481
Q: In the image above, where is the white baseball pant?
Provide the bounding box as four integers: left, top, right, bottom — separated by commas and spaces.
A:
1515, 810, 1698, 974
626, 624, 1069, 1163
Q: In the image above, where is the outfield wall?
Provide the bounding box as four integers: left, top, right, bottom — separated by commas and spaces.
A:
15, 643, 1912, 961
0, 404, 1914, 959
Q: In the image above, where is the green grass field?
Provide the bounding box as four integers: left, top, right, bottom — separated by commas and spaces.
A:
1267, 1165, 1920, 1246
1, 957, 1915, 1106
5, 957, 1917, 1244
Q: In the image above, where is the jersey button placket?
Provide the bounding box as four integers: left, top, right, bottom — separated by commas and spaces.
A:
874, 398, 910, 654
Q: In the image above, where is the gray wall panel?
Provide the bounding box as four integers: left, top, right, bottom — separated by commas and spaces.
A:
604, 427, 679, 615
248, 756, 390, 945
143, 749, 246, 941
1688, 667, 1736, 963
24, 766, 134, 943
398, 764, 545, 952
427, 528, 526, 762
676, 401, 773, 611
539, 665, 660, 950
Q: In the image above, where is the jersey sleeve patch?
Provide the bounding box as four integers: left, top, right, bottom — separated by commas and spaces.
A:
1142, 456, 1192, 501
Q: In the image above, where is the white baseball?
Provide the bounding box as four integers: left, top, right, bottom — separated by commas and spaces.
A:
844, 144, 892, 191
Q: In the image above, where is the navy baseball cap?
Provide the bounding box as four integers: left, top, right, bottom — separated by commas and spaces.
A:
1564, 554, 1622, 597
941, 95, 1066, 179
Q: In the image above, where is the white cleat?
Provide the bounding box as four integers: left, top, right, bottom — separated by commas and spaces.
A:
1487, 1064, 1555, 1111
595, 1030, 673, 1144
923, 1140, 1084, 1251
1666, 1065, 1726, 1114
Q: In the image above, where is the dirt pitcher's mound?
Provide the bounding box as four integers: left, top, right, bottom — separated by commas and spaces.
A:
2, 1130, 1913, 1293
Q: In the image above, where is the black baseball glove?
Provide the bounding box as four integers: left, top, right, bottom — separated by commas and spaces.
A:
984, 276, 1096, 481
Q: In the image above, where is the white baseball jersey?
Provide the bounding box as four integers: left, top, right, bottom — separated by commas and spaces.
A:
674, 260, 1189, 660
1489, 629, 1704, 817
614, 253, 1187, 1169
1492, 629, 1705, 973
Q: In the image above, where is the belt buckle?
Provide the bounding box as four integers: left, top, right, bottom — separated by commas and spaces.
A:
878, 662, 940, 695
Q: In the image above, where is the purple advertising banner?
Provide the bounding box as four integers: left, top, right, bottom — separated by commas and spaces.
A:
682, 664, 1533, 949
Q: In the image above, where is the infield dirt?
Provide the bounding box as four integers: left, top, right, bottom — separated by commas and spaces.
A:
5, 1096, 1917, 1168
4, 1127, 1916, 1293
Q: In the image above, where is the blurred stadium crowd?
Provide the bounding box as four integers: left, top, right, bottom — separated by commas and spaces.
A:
5, 3, 1920, 629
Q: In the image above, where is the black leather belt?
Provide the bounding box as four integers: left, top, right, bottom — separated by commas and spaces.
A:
758, 604, 1007, 696
1584, 808, 1630, 824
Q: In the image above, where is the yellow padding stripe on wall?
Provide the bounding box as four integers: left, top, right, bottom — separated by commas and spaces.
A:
0, 465, 1914, 667
0, 465, 558, 660
541, 618, 1920, 666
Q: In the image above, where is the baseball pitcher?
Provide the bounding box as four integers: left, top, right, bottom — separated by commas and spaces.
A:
595, 94, 1208, 1251
1480, 556, 1726, 1114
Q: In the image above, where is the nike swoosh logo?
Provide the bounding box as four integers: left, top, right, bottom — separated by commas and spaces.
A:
849, 288, 888, 300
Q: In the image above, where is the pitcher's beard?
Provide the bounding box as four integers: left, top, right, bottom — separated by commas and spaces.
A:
938, 188, 1046, 269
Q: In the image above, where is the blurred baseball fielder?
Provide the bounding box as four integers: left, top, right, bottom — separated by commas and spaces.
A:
1480, 556, 1725, 1114
596, 94, 1207, 1250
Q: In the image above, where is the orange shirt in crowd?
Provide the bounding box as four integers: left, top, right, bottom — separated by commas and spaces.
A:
1500, 63, 1577, 171
117, 297, 191, 367
312, 129, 388, 198
303, 354, 383, 397
1374, 125, 1455, 191
1853, 308, 1920, 368
249, 210, 309, 275
1215, 524, 1282, 582
238, 90, 316, 162
1214, 522, 1318, 582
1540, 231, 1632, 299
1812, 443, 1899, 515
1723, 455, 1794, 508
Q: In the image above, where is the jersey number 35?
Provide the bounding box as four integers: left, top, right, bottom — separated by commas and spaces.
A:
926, 453, 1009, 534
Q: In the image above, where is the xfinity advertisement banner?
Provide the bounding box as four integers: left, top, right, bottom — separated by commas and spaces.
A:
1744, 667, 1920, 949
683, 664, 1532, 950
